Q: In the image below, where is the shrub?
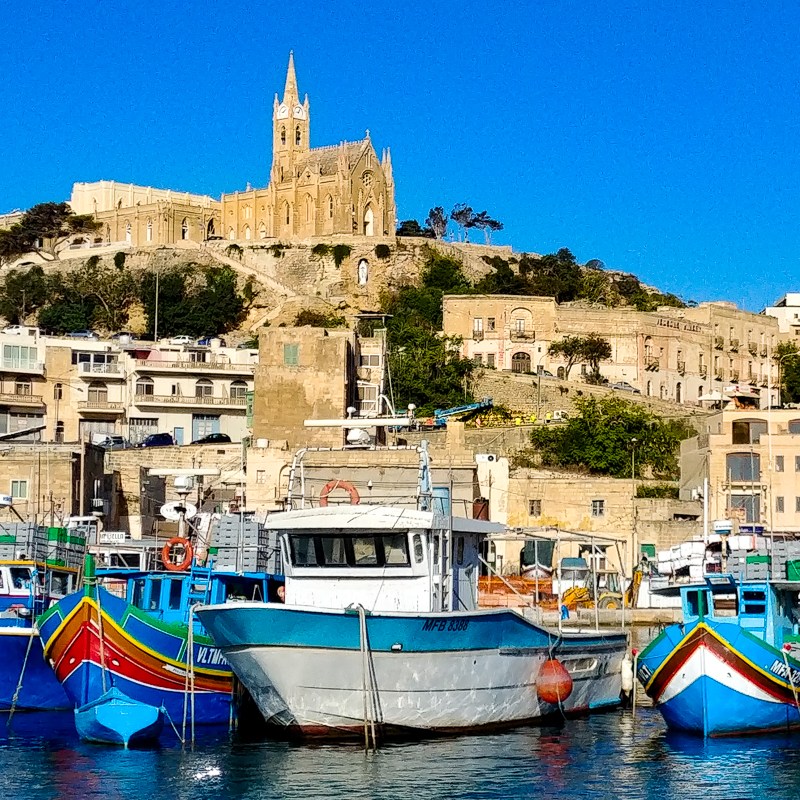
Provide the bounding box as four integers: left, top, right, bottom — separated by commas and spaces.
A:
636, 484, 679, 499
294, 309, 347, 328
311, 243, 331, 258
331, 244, 351, 268
113, 252, 126, 269
269, 243, 286, 258
375, 244, 391, 259
225, 243, 243, 258
86, 255, 100, 269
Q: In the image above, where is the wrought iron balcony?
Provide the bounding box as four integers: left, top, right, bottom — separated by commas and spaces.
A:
645, 357, 660, 371
714, 336, 724, 349
77, 400, 125, 414
472, 330, 484, 341
677, 360, 686, 375
509, 330, 534, 341
133, 393, 247, 408
729, 339, 739, 352
698, 366, 708, 377
0, 391, 44, 407
748, 342, 758, 355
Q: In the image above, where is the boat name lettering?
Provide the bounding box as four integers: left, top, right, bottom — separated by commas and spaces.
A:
195, 645, 226, 666
421, 619, 469, 632
768, 659, 800, 684
637, 663, 652, 682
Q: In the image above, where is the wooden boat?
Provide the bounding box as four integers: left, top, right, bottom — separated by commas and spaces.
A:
74, 686, 163, 747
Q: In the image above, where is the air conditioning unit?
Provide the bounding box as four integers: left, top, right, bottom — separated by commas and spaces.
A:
476, 454, 497, 463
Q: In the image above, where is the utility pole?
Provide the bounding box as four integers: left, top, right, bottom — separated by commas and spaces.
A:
631, 437, 638, 574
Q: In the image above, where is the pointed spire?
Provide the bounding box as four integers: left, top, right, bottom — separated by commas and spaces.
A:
283, 51, 299, 104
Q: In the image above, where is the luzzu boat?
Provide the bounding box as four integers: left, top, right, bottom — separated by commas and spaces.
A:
197, 445, 628, 741
74, 686, 164, 747
38, 555, 284, 730
638, 571, 800, 736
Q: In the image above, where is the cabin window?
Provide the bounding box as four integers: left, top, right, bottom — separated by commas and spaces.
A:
685, 589, 706, 617
321, 536, 349, 566
168, 579, 183, 610
289, 535, 319, 567
0, 573, 4, 591
741, 589, 766, 615
711, 592, 738, 616
149, 580, 162, 611
131, 579, 145, 609
353, 536, 379, 565
456, 537, 465, 565
384, 534, 410, 565
413, 533, 424, 563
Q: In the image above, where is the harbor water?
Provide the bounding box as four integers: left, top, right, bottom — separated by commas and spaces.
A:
2, 707, 799, 799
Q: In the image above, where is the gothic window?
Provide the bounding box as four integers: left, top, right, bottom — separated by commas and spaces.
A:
364, 205, 374, 237
358, 259, 369, 285
117, 199, 123, 210
207, 219, 215, 238
295, 126, 301, 146
244, 206, 252, 220
258, 222, 267, 239
228, 228, 235, 240
230, 380, 248, 400
362, 171, 373, 188
135, 377, 154, 397
125, 222, 132, 243
146, 219, 153, 242
244, 225, 251, 240
326, 195, 333, 218
195, 379, 213, 398
281, 126, 286, 145
181, 218, 189, 240
284, 202, 290, 226
305, 195, 314, 223
105, 224, 111, 243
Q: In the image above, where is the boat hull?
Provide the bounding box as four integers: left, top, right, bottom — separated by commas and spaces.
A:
638, 621, 800, 736
75, 687, 164, 746
197, 603, 626, 739
38, 588, 233, 725
0, 627, 70, 711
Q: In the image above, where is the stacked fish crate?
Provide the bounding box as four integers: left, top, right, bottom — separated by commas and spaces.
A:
209, 515, 281, 574
0, 523, 47, 562
772, 539, 800, 581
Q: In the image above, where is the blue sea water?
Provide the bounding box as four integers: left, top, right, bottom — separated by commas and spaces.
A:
1, 708, 799, 800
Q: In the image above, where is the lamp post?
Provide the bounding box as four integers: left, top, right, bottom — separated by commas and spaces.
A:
630, 437, 638, 574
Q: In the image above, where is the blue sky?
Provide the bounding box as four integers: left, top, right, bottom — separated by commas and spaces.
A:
2, 0, 798, 312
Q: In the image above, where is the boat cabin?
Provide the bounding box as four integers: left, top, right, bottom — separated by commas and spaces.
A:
267, 505, 504, 613
0, 562, 79, 626
680, 576, 800, 654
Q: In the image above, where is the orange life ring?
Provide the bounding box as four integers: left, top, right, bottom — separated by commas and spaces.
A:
319, 479, 360, 507
162, 537, 193, 571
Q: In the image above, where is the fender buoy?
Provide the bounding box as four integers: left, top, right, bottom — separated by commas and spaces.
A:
536, 658, 574, 705
319, 479, 360, 507
162, 537, 193, 572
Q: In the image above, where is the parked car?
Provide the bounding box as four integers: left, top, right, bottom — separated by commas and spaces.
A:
237, 339, 259, 349
609, 381, 641, 394
110, 331, 137, 341
191, 432, 232, 445
537, 369, 555, 378
2, 325, 39, 336
135, 432, 175, 448
95, 435, 131, 450
169, 335, 193, 345
67, 330, 99, 340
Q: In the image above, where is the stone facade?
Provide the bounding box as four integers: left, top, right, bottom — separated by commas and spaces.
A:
444, 295, 783, 408
220, 54, 396, 242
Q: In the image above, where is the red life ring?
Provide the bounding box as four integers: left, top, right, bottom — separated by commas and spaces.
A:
161, 537, 193, 571
319, 479, 360, 507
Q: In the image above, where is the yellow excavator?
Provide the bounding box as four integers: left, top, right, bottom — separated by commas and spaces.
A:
596, 564, 644, 610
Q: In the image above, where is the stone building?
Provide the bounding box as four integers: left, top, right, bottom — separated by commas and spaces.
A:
220, 53, 396, 242
443, 295, 783, 408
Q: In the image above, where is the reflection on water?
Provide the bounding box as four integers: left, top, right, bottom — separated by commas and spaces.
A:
0, 709, 798, 799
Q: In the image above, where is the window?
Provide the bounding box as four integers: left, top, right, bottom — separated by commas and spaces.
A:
295, 125, 302, 146
730, 494, 760, 523
790, 420, 800, 434
230, 380, 248, 400
327, 195, 334, 219
3, 345, 37, 370
243, 225, 251, 240
511, 352, 531, 373
796, 497, 800, 513
357, 383, 378, 413
360, 354, 380, 367
529, 499, 542, 516
168, 579, 183, 610
149, 580, 162, 611
473, 318, 483, 333
413, 533, 423, 563
125, 222, 132, 243
321, 536, 349, 565
591, 499, 605, 517
135, 377, 154, 397
256, 470, 266, 484
195, 379, 213, 398
384, 534, 410, 565
288, 534, 411, 568
777, 496, 785, 513
284, 343, 299, 366
726, 453, 760, 482
10, 480, 27, 499
146, 219, 153, 242
514, 318, 525, 333
87, 382, 108, 403
487, 353, 495, 369
14, 379, 31, 396
796, 455, 800, 472
281, 126, 286, 145
732, 420, 767, 444
473, 354, 483, 365
776, 455, 785, 472
181, 218, 188, 240
54, 383, 63, 401
487, 317, 496, 331
456, 537, 464, 565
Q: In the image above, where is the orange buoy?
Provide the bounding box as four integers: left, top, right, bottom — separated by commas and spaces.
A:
161, 537, 193, 571
319, 479, 360, 507
536, 658, 574, 705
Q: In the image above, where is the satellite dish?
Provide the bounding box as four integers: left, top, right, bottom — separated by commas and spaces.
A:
160, 500, 198, 521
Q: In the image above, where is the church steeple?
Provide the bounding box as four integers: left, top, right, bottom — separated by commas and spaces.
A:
283, 51, 299, 106
272, 51, 310, 183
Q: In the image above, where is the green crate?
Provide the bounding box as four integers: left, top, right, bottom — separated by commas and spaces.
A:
787, 560, 800, 581
0, 535, 16, 545
746, 554, 770, 564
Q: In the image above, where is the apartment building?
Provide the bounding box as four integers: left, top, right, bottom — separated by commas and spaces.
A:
443, 296, 782, 407
0, 330, 257, 446
680, 408, 800, 534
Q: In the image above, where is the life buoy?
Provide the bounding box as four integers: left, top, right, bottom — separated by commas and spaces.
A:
319, 479, 360, 507
161, 537, 193, 571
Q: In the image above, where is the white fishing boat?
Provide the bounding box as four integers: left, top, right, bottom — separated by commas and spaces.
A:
196, 444, 628, 740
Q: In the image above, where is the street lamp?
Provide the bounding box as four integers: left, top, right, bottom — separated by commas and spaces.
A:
630, 437, 638, 573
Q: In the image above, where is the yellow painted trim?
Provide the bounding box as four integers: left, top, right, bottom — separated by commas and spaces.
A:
43, 595, 228, 678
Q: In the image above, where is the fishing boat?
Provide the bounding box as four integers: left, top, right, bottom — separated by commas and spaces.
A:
0, 522, 85, 711
74, 686, 164, 747
38, 552, 284, 731
196, 444, 628, 741
637, 537, 800, 736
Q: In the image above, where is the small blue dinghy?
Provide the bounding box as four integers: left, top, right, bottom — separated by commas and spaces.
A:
74, 686, 164, 747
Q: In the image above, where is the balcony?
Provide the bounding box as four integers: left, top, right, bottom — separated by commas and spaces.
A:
78, 362, 124, 379
0, 391, 44, 409
715, 373, 724, 381
677, 360, 686, 375
729, 339, 739, 352
133, 393, 247, 409
509, 330, 534, 342
714, 336, 724, 349
472, 330, 484, 342
760, 346, 768, 357
748, 342, 758, 355
77, 400, 125, 415
731, 371, 740, 382
134, 359, 255, 375
698, 365, 708, 378
0, 358, 44, 376
645, 357, 660, 371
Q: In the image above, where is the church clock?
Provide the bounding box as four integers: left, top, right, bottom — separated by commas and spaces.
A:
277, 104, 289, 119
293, 105, 306, 120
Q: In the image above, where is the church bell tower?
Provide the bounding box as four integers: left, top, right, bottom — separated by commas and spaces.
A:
272, 52, 310, 183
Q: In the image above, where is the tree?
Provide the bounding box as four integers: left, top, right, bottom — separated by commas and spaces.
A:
475, 256, 527, 295
396, 219, 433, 238
0, 265, 49, 324
527, 395, 695, 479
0, 203, 101, 264
548, 333, 612, 381
581, 333, 613, 381
519, 248, 582, 302
548, 335, 587, 380
66, 258, 139, 331
775, 342, 800, 403
450, 204, 474, 241
425, 207, 448, 239
471, 210, 504, 244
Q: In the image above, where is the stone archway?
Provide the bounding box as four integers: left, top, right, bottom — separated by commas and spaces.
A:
511, 352, 532, 373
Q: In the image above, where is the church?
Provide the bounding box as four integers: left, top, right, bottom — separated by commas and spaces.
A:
220, 53, 396, 241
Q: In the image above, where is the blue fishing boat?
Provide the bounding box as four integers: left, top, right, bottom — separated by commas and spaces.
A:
74, 686, 164, 747
638, 565, 800, 736
197, 444, 628, 740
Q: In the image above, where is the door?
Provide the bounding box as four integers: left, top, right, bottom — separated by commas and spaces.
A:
192, 414, 220, 441
173, 427, 184, 446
